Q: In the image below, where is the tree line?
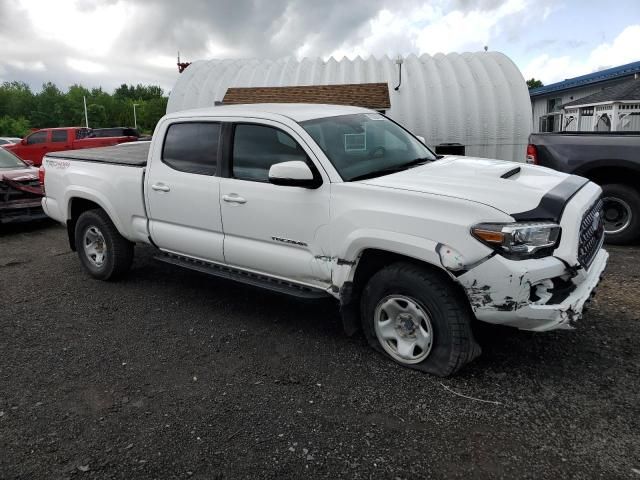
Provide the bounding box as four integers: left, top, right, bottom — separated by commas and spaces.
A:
0, 81, 169, 137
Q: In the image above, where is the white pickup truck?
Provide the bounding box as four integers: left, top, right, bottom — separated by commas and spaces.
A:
41, 104, 608, 376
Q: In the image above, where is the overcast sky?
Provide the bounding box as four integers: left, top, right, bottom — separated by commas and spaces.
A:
0, 0, 639, 94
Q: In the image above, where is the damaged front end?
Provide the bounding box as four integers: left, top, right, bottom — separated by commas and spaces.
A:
455, 249, 608, 331
0, 174, 46, 224
434, 187, 609, 332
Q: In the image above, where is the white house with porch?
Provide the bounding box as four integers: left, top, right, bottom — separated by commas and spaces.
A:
530, 60, 640, 132
561, 78, 640, 132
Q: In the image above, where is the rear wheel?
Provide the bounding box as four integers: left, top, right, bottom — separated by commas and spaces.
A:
75, 209, 134, 280
360, 262, 480, 376
601, 184, 640, 245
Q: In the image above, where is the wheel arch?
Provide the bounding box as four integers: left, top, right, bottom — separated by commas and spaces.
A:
578, 164, 640, 190
338, 246, 468, 336
66, 194, 122, 251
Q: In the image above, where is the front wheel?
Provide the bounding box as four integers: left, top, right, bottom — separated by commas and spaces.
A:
360, 262, 480, 376
601, 183, 640, 245
75, 209, 134, 280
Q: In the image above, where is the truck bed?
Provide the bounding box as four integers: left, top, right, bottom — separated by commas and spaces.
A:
46, 142, 150, 166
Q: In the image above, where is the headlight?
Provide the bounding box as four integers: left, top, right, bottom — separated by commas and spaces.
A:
471, 222, 561, 257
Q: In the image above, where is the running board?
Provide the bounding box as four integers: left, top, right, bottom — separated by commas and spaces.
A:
154, 253, 331, 299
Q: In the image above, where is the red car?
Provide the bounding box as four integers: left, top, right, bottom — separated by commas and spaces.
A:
0, 146, 45, 224
4, 127, 138, 166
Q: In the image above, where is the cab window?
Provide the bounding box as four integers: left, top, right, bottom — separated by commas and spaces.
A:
26, 131, 47, 145
232, 124, 308, 182
161, 122, 220, 175
51, 130, 68, 142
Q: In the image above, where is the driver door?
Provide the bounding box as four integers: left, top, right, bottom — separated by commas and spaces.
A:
219, 121, 332, 287
16, 130, 49, 165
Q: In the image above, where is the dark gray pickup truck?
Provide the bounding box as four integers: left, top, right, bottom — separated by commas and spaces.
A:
528, 132, 640, 244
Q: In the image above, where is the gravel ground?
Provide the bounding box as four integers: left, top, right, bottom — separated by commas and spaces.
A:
1, 221, 639, 479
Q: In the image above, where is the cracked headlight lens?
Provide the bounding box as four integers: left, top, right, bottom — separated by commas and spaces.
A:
471, 222, 561, 257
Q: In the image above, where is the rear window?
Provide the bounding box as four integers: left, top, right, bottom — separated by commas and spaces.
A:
161, 122, 220, 175
76, 129, 91, 139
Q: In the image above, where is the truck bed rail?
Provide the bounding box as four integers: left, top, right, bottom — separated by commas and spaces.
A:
46, 142, 150, 166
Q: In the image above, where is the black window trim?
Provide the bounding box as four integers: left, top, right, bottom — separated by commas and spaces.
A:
160, 120, 223, 176
226, 121, 323, 188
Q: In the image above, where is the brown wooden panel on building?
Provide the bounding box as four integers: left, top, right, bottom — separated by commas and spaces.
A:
222, 83, 391, 110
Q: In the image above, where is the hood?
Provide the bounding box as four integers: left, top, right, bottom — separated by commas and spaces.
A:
2, 143, 18, 153
0, 167, 38, 182
360, 156, 575, 218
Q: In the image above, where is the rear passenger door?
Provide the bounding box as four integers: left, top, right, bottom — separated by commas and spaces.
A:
48, 129, 71, 155
145, 121, 225, 263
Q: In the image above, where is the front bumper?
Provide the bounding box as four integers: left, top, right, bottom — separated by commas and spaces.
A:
458, 249, 608, 332
0, 199, 47, 224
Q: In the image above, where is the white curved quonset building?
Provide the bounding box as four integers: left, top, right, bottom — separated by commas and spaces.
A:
168, 52, 531, 162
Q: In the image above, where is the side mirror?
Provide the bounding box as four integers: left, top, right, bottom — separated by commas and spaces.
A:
269, 161, 320, 188
416, 135, 426, 144
24, 159, 34, 166
21, 138, 27, 145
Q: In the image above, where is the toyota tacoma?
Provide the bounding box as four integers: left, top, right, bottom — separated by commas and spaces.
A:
40, 104, 608, 376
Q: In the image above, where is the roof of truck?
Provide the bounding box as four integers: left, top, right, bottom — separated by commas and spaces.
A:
165, 103, 372, 123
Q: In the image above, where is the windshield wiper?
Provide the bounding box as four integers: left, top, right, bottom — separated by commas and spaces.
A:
399, 157, 432, 168
349, 157, 432, 181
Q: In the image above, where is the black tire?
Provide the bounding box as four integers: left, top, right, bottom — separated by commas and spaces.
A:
601, 183, 640, 245
74, 209, 134, 280
360, 262, 480, 377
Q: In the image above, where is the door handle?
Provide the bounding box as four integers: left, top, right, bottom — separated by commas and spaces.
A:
222, 194, 247, 204
151, 183, 170, 192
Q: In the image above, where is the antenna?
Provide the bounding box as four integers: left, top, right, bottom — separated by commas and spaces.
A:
177, 51, 192, 73
394, 55, 404, 91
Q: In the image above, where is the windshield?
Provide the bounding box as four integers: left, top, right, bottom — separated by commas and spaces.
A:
300, 113, 436, 181
0, 147, 28, 169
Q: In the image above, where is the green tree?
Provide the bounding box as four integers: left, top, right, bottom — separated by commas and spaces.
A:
0, 81, 168, 133
31, 82, 69, 128
138, 97, 168, 133
87, 104, 107, 128
526, 78, 544, 89
0, 115, 30, 137
0, 81, 35, 119
66, 84, 91, 126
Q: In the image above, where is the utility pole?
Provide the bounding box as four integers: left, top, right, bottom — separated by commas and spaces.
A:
83, 96, 89, 128
133, 103, 139, 131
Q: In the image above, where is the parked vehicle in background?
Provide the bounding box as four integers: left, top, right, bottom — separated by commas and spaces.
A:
89, 127, 140, 139
0, 137, 22, 146
41, 104, 607, 376
3, 127, 138, 166
0, 147, 45, 223
527, 132, 640, 244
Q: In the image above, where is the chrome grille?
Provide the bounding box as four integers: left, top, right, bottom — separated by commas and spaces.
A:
578, 198, 604, 269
